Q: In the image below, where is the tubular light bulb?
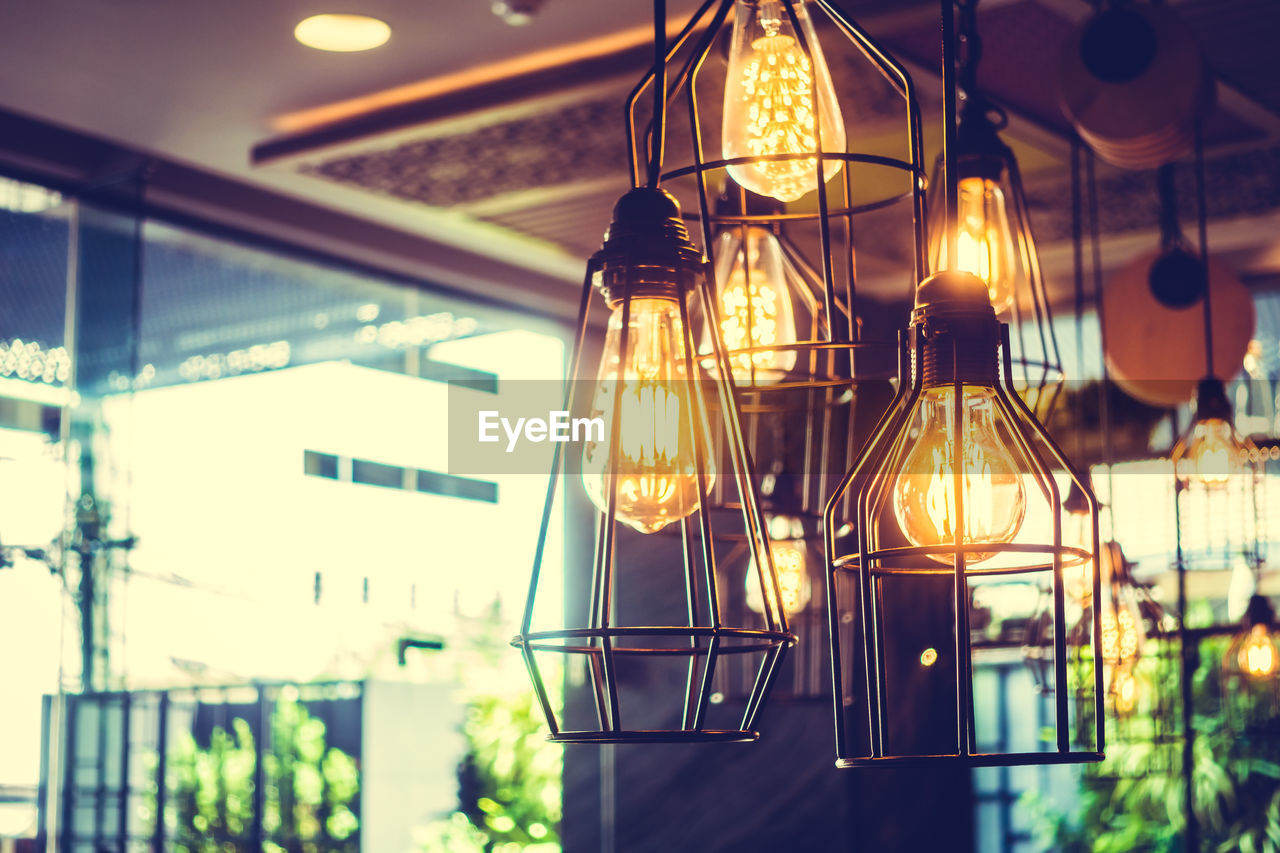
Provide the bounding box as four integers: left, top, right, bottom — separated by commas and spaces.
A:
892, 387, 1026, 564
930, 178, 1017, 314
1239, 624, 1279, 679
721, 0, 846, 203
746, 515, 811, 616
581, 298, 713, 534
1062, 505, 1093, 603
1176, 417, 1243, 489
709, 227, 799, 384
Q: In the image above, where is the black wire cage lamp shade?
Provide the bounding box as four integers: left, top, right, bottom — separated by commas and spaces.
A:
622, 0, 928, 674
823, 269, 1104, 767
1222, 592, 1280, 735
511, 184, 796, 742
925, 0, 1064, 419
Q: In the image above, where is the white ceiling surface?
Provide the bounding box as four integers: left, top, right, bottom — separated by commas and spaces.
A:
0, 0, 702, 281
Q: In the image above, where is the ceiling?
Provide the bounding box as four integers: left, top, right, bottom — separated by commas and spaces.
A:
0, 0, 1278, 319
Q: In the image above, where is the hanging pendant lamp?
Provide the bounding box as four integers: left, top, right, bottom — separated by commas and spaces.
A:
925, 0, 1064, 419
513, 2, 795, 744
628, 0, 928, 699
821, 0, 1102, 768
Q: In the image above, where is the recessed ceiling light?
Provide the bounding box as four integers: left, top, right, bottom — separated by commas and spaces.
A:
294, 14, 391, 52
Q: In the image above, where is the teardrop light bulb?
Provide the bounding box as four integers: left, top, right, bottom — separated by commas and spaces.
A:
892, 386, 1026, 564
709, 226, 799, 384
581, 298, 714, 534
746, 514, 812, 616
929, 177, 1017, 314
721, 0, 846, 203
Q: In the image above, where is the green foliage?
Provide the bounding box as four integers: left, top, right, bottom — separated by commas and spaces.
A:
416, 601, 562, 853
156, 695, 360, 853
1032, 636, 1280, 852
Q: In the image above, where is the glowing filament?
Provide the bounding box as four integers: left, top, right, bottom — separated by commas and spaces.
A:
722, 0, 845, 202
582, 299, 714, 534
892, 387, 1026, 564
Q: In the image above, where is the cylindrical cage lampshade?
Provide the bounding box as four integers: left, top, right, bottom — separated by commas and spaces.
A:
824, 269, 1103, 767
513, 187, 795, 743
926, 100, 1064, 419
623, 0, 928, 693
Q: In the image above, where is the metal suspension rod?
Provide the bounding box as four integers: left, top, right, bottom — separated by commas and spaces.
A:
941, 0, 959, 265
648, 0, 667, 189
1194, 122, 1213, 379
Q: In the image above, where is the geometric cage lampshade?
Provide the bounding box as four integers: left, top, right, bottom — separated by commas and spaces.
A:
624, 0, 928, 652
513, 186, 795, 744
823, 269, 1103, 767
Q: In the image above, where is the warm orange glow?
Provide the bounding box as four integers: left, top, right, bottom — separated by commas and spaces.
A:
1112, 667, 1138, 716
929, 178, 1017, 314
294, 14, 391, 53
1100, 604, 1140, 667
746, 516, 811, 617
581, 299, 713, 534
274, 21, 681, 133
721, 0, 845, 202
892, 387, 1026, 564
710, 228, 798, 384
1240, 624, 1279, 679
1175, 417, 1244, 488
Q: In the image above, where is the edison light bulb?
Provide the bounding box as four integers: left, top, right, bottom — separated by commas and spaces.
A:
1099, 601, 1140, 668
930, 177, 1017, 314
746, 515, 811, 616
1061, 492, 1094, 602
581, 298, 713, 534
1175, 417, 1245, 489
709, 227, 798, 384
1111, 666, 1138, 716
1239, 624, 1279, 679
721, 0, 845, 203
892, 387, 1026, 564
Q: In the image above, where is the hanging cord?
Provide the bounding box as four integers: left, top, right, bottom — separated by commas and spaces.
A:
1194, 121, 1213, 379
955, 0, 982, 100
647, 0, 667, 189
941, 0, 959, 261
1156, 164, 1183, 251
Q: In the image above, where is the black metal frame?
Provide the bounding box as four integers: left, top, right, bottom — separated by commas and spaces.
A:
823, 322, 1104, 767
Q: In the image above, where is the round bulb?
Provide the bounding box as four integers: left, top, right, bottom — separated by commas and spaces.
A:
929, 177, 1017, 314
746, 515, 811, 616
294, 14, 391, 52
1238, 623, 1279, 679
892, 387, 1026, 564
581, 298, 714, 534
721, 0, 845, 202
707, 227, 799, 385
